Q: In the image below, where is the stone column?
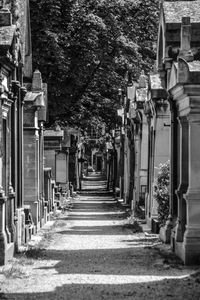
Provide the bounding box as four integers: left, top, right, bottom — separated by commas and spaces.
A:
151, 102, 170, 219
0, 73, 7, 263
175, 116, 188, 242
0, 188, 7, 265
146, 124, 154, 226
36, 128, 40, 227
8, 186, 16, 242
123, 133, 129, 203
5, 197, 11, 243
183, 114, 200, 264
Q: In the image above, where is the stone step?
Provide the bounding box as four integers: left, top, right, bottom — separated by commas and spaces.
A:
82, 177, 106, 181
82, 180, 107, 185
78, 190, 113, 196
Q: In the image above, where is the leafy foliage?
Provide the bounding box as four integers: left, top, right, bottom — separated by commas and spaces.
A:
154, 161, 170, 227
30, 0, 159, 130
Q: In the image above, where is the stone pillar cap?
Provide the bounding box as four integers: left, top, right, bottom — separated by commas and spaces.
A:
32, 70, 43, 91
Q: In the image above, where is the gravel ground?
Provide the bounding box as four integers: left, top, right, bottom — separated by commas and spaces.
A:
0, 181, 200, 300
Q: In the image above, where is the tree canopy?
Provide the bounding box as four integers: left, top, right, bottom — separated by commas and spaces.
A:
30, 0, 159, 130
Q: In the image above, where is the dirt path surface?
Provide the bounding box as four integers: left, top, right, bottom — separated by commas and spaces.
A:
1, 176, 200, 299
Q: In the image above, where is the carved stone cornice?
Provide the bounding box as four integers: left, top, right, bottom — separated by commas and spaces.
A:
0, 71, 13, 117
2, 97, 13, 118
170, 83, 200, 117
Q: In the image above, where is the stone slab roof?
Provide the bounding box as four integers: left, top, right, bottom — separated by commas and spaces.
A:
188, 60, 200, 71
163, 1, 200, 23
44, 130, 64, 138
173, 60, 200, 71
24, 91, 45, 107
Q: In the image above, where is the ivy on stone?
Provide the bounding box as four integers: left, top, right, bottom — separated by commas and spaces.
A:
154, 161, 170, 227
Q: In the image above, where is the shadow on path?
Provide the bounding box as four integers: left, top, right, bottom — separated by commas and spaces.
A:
1, 177, 200, 299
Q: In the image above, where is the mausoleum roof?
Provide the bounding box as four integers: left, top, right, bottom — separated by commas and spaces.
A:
24, 91, 45, 107
173, 60, 200, 72
163, 1, 200, 23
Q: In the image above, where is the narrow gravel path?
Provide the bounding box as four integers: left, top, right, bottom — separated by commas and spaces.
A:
0, 175, 200, 299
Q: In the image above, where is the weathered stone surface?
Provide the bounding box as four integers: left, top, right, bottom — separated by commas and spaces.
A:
164, 1, 200, 24
1, 185, 200, 299
44, 130, 64, 138
0, 8, 12, 26
0, 25, 15, 47
150, 74, 163, 90
188, 60, 200, 71
136, 88, 148, 102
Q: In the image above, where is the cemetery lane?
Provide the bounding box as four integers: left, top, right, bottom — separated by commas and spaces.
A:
0, 174, 200, 299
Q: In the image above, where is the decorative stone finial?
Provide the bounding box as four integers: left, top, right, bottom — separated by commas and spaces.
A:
32, 70, 43, 91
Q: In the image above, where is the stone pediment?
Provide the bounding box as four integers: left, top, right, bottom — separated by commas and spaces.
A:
169, 58, 200, 90
158, 1, 200, 67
